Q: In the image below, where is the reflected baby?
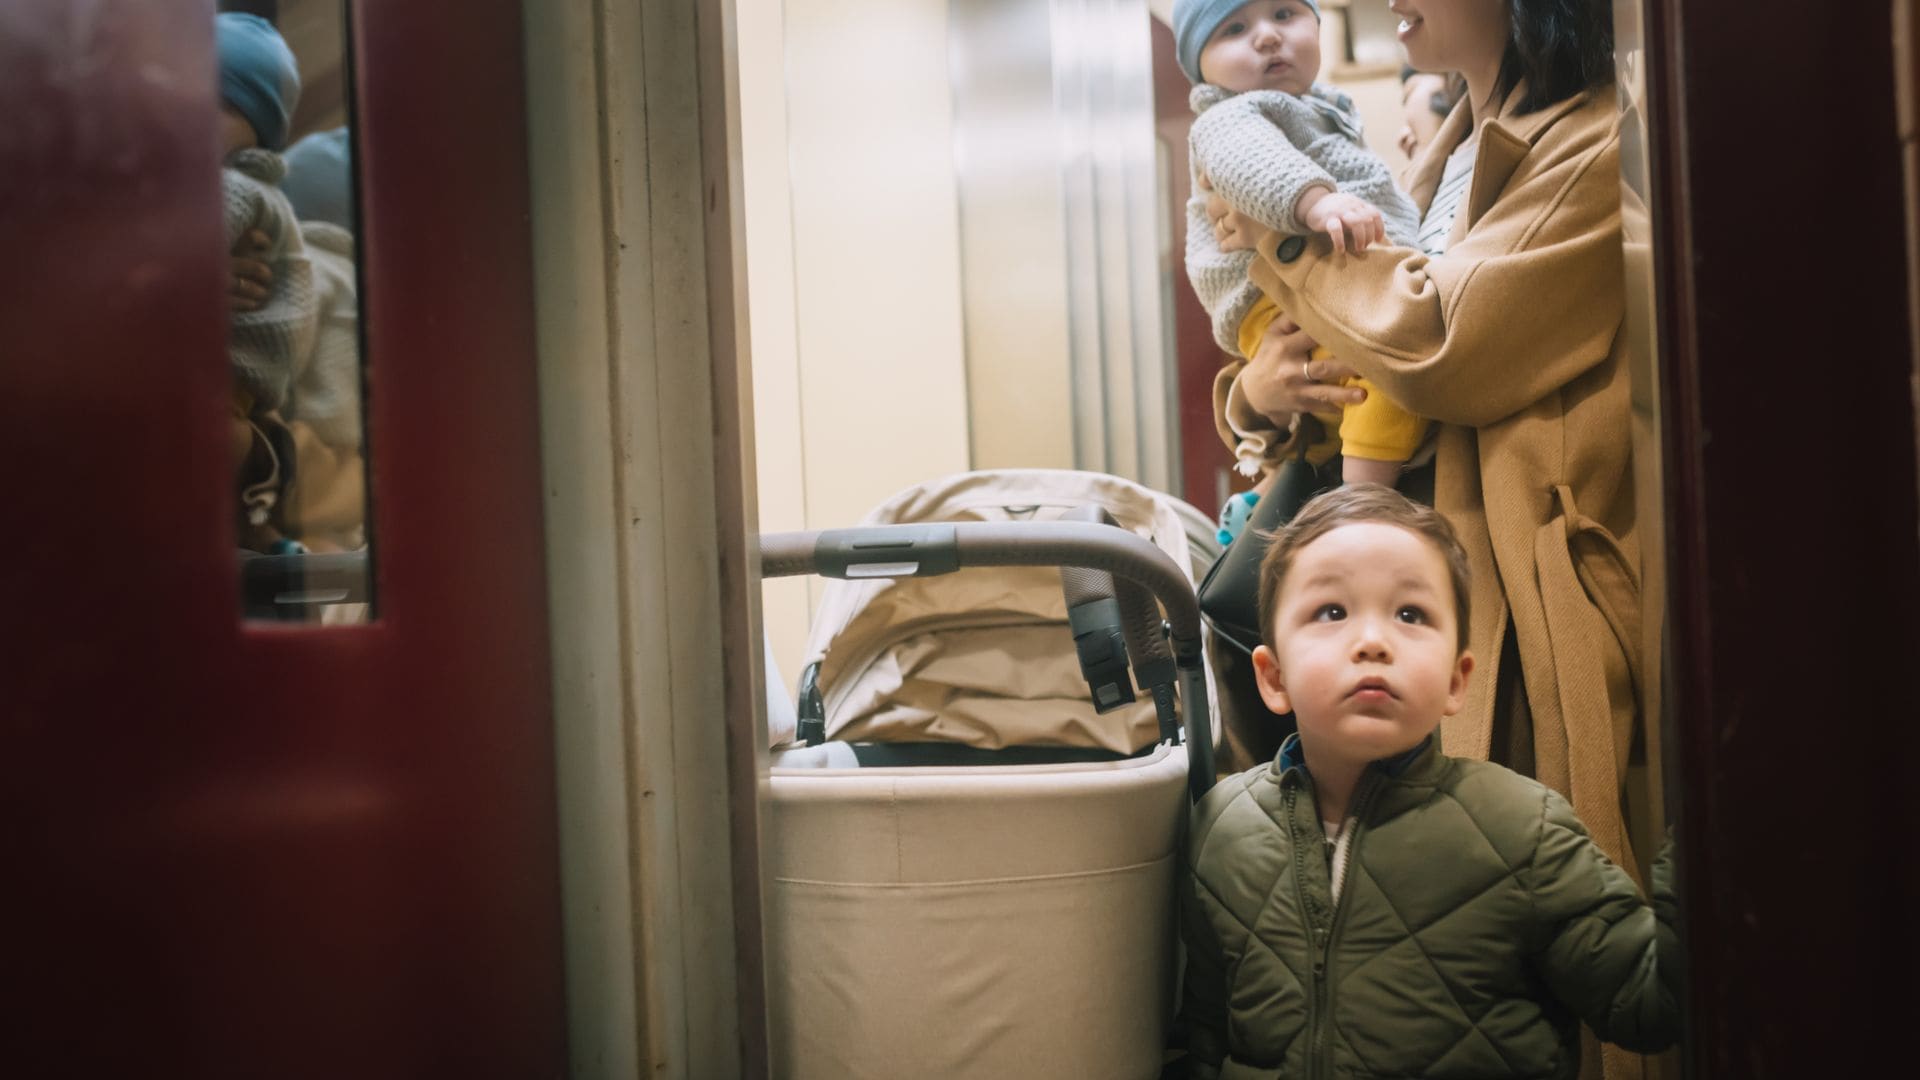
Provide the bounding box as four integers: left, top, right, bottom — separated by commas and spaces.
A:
217, 12, 315, 553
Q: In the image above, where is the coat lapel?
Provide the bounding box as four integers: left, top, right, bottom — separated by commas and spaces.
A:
1402, 96, 1473, 213
1453, 84, 1599, 239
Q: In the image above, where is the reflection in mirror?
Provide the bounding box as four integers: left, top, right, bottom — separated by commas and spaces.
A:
217, 0, 370, 623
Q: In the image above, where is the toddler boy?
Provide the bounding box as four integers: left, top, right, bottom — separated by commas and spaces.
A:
1178, 485, 1678, 1078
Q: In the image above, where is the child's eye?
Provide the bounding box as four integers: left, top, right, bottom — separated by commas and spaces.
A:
1396, 605, 1429, 625
1313, 604, 1346, 622
1273, 8, 1293, 19
1219, 20, 1246, 37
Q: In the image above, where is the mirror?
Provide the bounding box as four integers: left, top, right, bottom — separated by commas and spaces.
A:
216, 0, 371, 623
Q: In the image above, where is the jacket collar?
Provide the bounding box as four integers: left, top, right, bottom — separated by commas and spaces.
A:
1403, 79, 1607, 238
1273, 731, 1438, 783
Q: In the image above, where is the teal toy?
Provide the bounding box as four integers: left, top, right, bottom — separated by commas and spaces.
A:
1216, 489, 1261, 544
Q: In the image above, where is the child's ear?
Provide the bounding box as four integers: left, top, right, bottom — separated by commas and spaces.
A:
1251, 644, 1293, 715
1443, 650, 1474, 716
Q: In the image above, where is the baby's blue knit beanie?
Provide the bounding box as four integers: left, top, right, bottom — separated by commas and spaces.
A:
216, 13, 301, 151
1173, 0, 1320, 84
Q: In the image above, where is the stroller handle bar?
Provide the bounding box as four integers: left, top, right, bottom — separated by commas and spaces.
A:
758, 522, 1216, 801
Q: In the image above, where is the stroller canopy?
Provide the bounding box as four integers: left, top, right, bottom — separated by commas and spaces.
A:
794, 469, 1218, 755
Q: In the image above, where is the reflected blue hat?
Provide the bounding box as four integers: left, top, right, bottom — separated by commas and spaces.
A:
281, 127, 354, 230
216, 13, 301, 151
1173, 0, 1320, 84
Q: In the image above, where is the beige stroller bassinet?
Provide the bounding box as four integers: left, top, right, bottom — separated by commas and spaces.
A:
759, 469, 1219, 1080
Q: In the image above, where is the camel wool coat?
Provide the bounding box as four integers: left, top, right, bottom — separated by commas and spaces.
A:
1236, 84, 1645, 883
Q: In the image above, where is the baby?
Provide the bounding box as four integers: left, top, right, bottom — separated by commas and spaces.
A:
1179, 484, 1678, 1077
1176, 0, 1427, 496
217, 13, 316, 552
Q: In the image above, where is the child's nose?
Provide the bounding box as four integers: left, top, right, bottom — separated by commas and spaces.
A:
1351, 616, 1393, 660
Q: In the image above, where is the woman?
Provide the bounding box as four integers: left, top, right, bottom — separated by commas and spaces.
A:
1208, 0, 1643, 889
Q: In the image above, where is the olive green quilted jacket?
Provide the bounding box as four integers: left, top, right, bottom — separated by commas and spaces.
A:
1179, 735, 1678, 1079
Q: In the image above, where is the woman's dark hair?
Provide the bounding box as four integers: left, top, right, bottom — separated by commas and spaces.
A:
1495, 0, 1614, 115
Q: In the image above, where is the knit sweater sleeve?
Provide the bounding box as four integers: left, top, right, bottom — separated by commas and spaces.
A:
1304, 126, 1422, 249
1189, 89, 1335, 235
1525, 788, 1681, 1054
1185, 161, 1263, 356
223, 161, 317, 414
287, 222, 363, 450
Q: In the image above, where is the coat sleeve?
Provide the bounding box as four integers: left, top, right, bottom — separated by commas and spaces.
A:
1524, 788, 1681, 1054
1247, 107, 1625, 428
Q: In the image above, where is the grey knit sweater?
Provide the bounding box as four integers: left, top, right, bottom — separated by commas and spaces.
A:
224, 148, 317, 415
1185, 83, 1419, 357
286, 221, 361, 451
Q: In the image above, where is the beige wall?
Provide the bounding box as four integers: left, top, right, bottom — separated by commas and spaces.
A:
949, 0, 1076, 474
740, 0, 811, 697
748, 0, 1184, 694
746, 0, 978, 694
783, 0, 973, 527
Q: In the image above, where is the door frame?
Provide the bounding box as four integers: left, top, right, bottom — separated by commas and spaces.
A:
524, 0, 771, 1075
1642, 0, 1920, 1071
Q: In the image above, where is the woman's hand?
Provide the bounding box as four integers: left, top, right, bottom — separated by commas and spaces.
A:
1198, 173, 1262, 254
1240, 314, 1364, 426
230, 228, 272, 313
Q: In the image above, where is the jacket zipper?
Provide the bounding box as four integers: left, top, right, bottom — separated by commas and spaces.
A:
1308, 772, 1381, 1079
1282, 783, 1324, 1079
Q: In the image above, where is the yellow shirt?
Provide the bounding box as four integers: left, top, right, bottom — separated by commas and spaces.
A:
1237, 295, 1427, 464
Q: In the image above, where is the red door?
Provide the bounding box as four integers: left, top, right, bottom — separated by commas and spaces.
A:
1, 1, 565, 1075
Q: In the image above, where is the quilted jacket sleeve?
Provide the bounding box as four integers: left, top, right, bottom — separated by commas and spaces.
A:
1177, 854, 1230, 1079
1524, 789, 1681, 1054
1189, 89, 1335, 235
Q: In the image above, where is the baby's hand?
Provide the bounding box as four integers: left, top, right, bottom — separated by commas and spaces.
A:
1298, 189, 1385, 254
